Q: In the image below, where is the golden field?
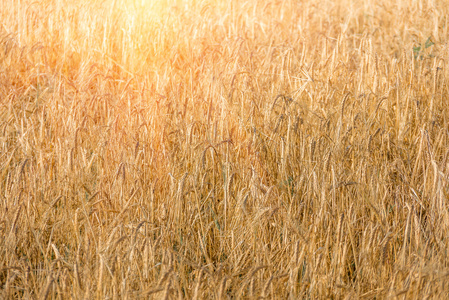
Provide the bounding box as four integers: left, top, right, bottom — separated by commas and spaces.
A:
1, 0, 449, 298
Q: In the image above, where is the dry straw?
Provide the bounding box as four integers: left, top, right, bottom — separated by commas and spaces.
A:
1, 0, 449, 298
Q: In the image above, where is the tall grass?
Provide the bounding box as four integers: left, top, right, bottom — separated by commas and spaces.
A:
1, 0, 449, 298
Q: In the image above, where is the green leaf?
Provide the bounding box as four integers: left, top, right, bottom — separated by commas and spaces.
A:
413, 45, 421, 59
425, 37, 434, 49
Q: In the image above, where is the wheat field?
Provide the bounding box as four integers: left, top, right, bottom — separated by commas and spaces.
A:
1, 0, 449, 298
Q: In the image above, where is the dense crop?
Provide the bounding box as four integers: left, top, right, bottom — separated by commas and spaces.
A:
1, 0, 449, 298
